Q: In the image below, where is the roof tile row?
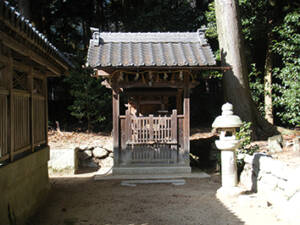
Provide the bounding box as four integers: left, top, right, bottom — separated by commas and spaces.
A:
88, 36, 216, 68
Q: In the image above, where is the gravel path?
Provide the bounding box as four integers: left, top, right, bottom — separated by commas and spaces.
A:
29, 174, 287, 225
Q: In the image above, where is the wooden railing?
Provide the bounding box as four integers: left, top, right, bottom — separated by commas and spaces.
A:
119, 110, 183, 163
13, 91, 31, 154
122, 110, 178, 145
0, 90, 47, 162
33, 95, 46, 145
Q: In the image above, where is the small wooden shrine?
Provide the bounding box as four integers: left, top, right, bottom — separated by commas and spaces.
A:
87, 29, 217, 174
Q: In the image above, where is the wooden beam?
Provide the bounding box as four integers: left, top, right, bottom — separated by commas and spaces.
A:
0, 31, 63, 76
112, 88, 120, 166
115, 81, 198, 89
32, 70, 47, 80
0, 45, 50, 77
0, 20, 68, 71
141, 73, 146, 84
96, 67, 231, 77
43, 77, 48, 145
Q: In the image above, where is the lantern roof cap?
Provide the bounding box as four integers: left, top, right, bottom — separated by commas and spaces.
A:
212, 103, 242, 128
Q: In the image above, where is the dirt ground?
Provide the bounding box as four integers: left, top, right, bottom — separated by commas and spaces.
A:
29, 173, 287, 225
40, 129, 299, 225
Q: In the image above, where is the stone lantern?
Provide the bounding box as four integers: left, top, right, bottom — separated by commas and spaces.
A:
212, 103, 242, 189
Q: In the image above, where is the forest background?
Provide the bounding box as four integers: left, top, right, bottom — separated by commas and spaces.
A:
7, 0, 300, 133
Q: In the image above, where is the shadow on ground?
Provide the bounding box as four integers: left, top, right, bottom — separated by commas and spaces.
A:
28, 176, 243, 225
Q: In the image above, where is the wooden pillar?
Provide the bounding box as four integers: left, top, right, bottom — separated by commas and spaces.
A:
43, 76, 48, 146
125, 109, 131, 144
112, 88, 120, 166
181, 73, 190, 165
7, 51, 14, 161
149, 114, 154, 141
27, 68, 34, 151
171, 109, 177, 143
176, 89, 183, 114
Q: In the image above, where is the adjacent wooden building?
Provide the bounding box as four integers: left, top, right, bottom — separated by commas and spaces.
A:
0, 1, 71, 163
87, 29, 217, 174
0, 2, 71, 223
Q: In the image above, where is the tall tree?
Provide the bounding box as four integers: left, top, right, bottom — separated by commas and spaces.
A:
214, 0, 276, 139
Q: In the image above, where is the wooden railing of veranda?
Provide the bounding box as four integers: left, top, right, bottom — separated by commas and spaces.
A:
0, 69, 48, 163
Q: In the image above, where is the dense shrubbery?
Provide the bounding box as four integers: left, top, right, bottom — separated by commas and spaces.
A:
272, 11, 300, 126
235, 122, 259, 169
64, 67, 112, 132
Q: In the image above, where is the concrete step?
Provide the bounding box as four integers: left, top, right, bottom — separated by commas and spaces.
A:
94, 169, 210, 180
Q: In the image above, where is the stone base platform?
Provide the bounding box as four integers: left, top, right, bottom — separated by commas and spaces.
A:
94, 167, 210, 180
113, 166, 192, 175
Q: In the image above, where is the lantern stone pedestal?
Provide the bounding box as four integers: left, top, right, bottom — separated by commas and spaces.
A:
212, 103, 243, 197
215, 139, 239, 188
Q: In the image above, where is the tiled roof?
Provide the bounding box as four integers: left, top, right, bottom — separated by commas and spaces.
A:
87, 29, 216, 68
0, 1, 73, 68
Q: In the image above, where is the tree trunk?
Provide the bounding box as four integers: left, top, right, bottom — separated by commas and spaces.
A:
87, 117, 92, 133
264, 32, 274, 124
18, 0, 31, 20
214, 0, 276, 139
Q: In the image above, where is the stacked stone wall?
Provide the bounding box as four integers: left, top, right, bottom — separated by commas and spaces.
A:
240, 153, 300, 223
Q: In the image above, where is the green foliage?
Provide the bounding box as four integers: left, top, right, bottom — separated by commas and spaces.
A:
205, 2, 218, 40
204, 2, 222, 79
248, 63, 264, 115
272, 10, 300, 126
64, 67, 112, 131
236, 122, 259, 164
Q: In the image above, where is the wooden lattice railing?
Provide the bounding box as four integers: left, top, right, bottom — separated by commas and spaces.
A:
13, 91, 31, 153
119, 110, 184, 163
124, 110, 178, 145
0, 90, 47, 162
33, 95, 46, 145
